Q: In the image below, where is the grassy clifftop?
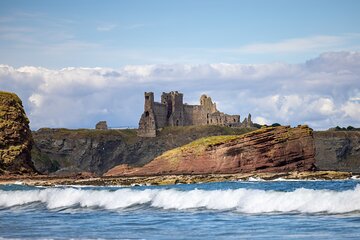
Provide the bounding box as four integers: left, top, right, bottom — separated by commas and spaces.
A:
159, 126, 281, 160
32, 125, 257, 175
105, 125, 316, 176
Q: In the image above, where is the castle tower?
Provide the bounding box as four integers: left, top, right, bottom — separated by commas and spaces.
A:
161, 91, 184, 126
137, 91, 245, 137
138, 92, 157, 137
200, 95, 218, 113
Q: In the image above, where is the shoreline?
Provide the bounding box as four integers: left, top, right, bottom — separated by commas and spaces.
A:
0, 171, 358, 187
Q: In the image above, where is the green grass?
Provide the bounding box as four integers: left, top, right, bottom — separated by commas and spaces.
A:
35, 128, 139, 144
155, 125, 311, 164
159, 134, 242, 162
159, 125, 255, 136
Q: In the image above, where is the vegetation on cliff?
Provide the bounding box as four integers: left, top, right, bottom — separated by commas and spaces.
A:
0, 91, 36, 174
329, 126, 360, 131
105, 125, 316, 176
32, 125, 256, 175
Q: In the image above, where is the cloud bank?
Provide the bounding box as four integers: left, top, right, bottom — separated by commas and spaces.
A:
0, 51, 359, 130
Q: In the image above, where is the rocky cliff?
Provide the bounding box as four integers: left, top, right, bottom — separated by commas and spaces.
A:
31, 120, 360, 176
314, 131, 360, 173
105, 125, 316, 176
32, 126, 255, 175
0, 91, 36, 174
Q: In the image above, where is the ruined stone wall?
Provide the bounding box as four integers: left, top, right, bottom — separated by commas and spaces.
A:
183, 105, 206, 126
138, 92, 157, 137
138, 91, 246, 137
153, 103, 167, 128
200, 95, 217, 113
138, 110, 156, 137
95, 121, 108, 130
167, 92, 184, 127
207, 112, 240, 126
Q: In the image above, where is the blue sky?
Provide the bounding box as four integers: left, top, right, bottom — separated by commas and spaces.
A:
0, 0, 359, 130
1, 0, 360, 67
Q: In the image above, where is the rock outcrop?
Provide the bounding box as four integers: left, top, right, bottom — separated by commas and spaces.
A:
0, 91, 36, 174
105, 125, 316, 176
314, 131, 360, 173
32, 126, 255, 175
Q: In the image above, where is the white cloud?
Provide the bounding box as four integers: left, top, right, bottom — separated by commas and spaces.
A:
314, 98, 336, 115
0, 51, 359, 130
254, 117, 270, 125
232, 35, 360, 54
28, 93, 43, 107
342, 101, 360, 120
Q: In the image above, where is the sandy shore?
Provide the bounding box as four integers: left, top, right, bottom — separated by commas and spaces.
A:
0, 171, 358, 186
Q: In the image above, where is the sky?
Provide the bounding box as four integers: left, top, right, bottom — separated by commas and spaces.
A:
0, 0, 359, 130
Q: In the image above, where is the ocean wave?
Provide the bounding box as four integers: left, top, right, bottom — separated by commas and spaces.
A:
1, 186, 359, 214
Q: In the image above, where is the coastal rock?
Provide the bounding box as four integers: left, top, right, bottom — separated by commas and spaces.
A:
32, 126, 255, 175
105, 125, 316, 176
314, 131, 360, 172
0, 91, 36, 174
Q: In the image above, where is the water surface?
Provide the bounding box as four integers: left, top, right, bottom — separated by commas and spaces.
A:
1, 180, 360, 239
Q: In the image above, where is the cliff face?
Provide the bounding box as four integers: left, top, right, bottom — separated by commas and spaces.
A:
32, 126, 255, 175
0, 91, 35, 174
105, 126, 316, 176
314, 131, 360, 173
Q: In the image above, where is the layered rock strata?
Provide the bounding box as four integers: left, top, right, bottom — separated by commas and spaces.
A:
105, 125, 316, 176
32, 126, 255, 175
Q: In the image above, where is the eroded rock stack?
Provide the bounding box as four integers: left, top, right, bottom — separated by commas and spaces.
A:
0, 91, 36, 174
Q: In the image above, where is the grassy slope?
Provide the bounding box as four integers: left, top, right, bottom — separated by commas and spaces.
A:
154, 126, 312, 164
32, 125, 258, 173
158, 127, 268, 161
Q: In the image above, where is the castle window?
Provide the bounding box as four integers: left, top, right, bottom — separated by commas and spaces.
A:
145, 111, 149, 117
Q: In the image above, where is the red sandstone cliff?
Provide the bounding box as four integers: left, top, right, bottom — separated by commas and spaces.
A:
105, 125, 316, 176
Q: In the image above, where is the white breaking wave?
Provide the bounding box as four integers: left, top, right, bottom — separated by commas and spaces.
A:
1, 186, 360, 214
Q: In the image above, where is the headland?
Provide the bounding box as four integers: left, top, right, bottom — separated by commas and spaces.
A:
1, 91, 359, 186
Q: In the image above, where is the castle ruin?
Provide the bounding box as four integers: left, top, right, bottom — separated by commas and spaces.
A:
138, 91, 253, 137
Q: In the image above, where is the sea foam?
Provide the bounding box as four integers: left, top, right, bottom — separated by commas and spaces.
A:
1, 185, 359, 214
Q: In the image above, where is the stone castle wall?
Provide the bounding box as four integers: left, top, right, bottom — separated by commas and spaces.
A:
153, 103, 167, 128
183, 105, 205, 125
138, 91, 250, 137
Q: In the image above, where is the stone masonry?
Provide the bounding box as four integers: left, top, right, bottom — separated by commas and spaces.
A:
138, 91, 253, 137
95, 121, 108, 130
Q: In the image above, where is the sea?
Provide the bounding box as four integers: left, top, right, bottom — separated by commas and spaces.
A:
1, 179, 360, 239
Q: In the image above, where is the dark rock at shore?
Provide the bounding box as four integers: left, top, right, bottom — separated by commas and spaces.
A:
32, 124, 360, 176
0, 91, 36, 174
314, 131, 360, 173
105, 125, 316, 176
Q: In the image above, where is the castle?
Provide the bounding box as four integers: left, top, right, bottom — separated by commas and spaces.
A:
138, 91, 253, 137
